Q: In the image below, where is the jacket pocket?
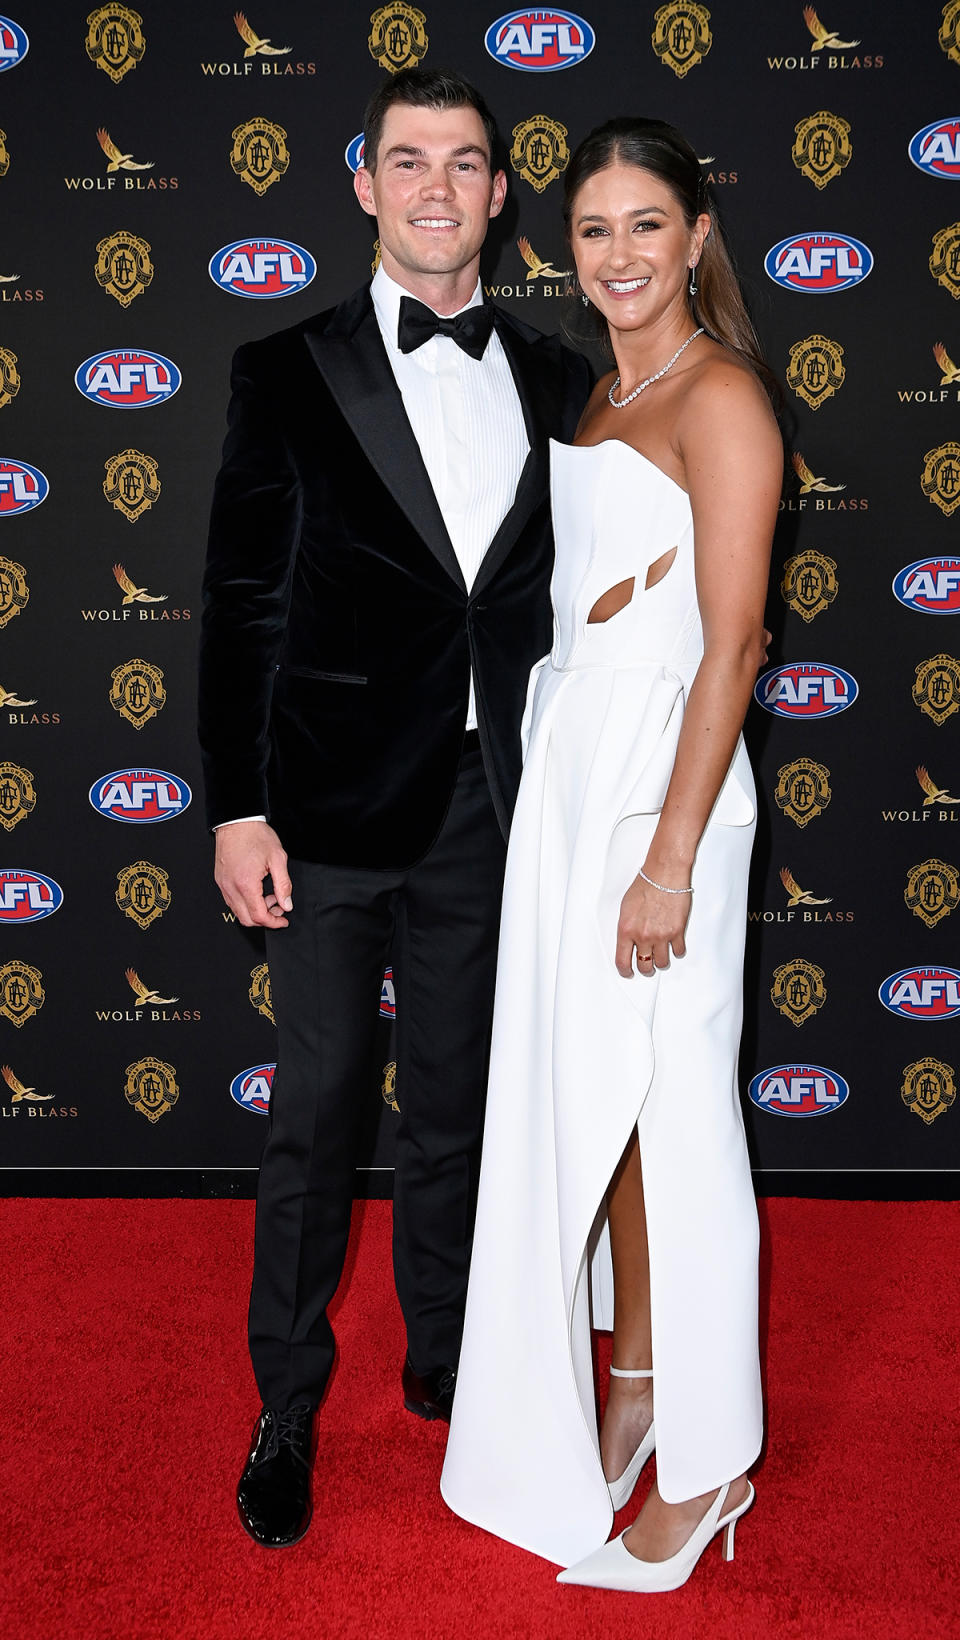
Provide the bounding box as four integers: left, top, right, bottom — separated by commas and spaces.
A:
279, 666, 368, 685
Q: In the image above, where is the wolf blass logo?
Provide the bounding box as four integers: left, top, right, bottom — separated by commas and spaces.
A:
898, 342, 960, 406
65, 128, 177, 191
749, 862, 852, 924
201, 9, 315, 75
883, 763, 960, 824
1, 1061, 77, 1120
767, 6, 882, 69
82, 559, 189, 624
95, 966, 198, 1023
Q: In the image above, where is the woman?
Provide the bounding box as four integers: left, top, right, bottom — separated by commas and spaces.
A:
440, 117, 782, 1592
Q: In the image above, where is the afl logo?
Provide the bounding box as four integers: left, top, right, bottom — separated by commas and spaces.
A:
344, 133, 365, 173
755, 662, 858, 719
909, 118, 960, 179
764, 232, 873, 293
879, 966, 960, 1021
748, 1064, 849, 1119
0, 15, 27, 71
893, 558, 960, 614
75, 349, 181, 409
209, 239, 316, 300
0, 869, 63, 924
484, 9, 595, 70
230, 1062, 275, 1114
89, 768, 191, 824
0, 458, 48, 516
380, 965, 396, 1020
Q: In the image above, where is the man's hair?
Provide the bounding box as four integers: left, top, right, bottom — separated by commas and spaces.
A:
362, 67, 500, 174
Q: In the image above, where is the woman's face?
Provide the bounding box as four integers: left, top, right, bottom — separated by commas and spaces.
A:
570, 162, 709, 336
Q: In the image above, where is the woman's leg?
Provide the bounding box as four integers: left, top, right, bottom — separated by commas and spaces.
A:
605, 1128, 749, 1560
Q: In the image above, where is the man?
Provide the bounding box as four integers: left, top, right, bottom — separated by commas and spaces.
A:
199, 67, 591, 1548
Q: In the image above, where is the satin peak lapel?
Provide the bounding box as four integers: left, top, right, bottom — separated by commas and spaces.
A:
304, 294, 465, 589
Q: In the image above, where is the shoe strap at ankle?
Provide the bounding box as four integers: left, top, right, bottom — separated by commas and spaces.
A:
609, 1365, 653, 1379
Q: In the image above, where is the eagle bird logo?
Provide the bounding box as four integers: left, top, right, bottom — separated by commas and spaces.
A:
802, 7, 860, 49
125, 968, 178, 1006
233, 12, 291, 56
916, 765, 960, 806
933, 343, 960, 386
113, 564, 167, 606
780, 866, 833, 907
792, 452, 845, 495
96, 129, 154, 173
517, 236, 571, 282
1, 1064, 53, 1103
0, 684, 37, 708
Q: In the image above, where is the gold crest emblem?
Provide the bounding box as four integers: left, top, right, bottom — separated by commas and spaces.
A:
775, 757, 831, 828
0, 959, 44, 1028
0, 128, 9, 179
930, 222, 960, 300
115, 860, 172, 930
792, 111, 852, 189
940, 0, 960, 66
786, 334, 845, 410
921, 442, 960, 517
517, 236, 571, 282
234, 11, 291, 57
109, 658, 166, 730
85, 6, 146, 83
95, 230, 153, 308
0, 346, 19, 410
791, 452, 845, 495
0, 761, 36, 831
1, 1064, 52, 1103
916, 764, 959, 806
913, 653, 960, 726
771, 957, 826, 1027
103, 449, 161, 523
0, 557, 28, 630
96, 128, 153, 174
781, 549, 837, 623
124, 1056, 178, 1124
382, 1059, 399, 1113
652, 2, 712, 77
368, 5, 428, 73
230, 116, 290, 196
901, 1057, 956, 1125
904, 859, 960, 929
249, 962, 275, 1025
779, 866, 832, 908
510, 115, 570, 194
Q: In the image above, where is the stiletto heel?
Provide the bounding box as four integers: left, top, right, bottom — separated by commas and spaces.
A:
558, 1479, 755, 1593
605, 1366, 654, 1511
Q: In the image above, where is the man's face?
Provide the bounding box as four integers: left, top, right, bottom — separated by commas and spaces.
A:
355, 103, 506, 286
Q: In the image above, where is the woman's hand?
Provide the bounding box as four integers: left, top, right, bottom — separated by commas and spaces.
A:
615, 872, 691, 977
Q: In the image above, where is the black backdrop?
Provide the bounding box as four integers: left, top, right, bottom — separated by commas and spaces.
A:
1, 0, 958, 1198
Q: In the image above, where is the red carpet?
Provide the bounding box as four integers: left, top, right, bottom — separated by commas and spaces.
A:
1, 1198, 958, 1640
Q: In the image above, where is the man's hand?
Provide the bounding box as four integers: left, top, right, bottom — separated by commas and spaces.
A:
214, 820, 293, 928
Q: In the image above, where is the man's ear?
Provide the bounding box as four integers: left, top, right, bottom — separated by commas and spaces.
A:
354, 167, 377, 217
489, 168, 508, 220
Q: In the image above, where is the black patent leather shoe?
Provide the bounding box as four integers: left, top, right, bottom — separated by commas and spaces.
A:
236, 1402, 316, 1547
402, 1357, 457, 1422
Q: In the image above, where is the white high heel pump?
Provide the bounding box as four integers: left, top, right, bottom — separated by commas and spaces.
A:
557, 1479, 755, 1593
605, 1366, 655, 1511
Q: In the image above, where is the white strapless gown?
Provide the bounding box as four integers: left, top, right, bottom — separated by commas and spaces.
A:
440, 439, 763, 1568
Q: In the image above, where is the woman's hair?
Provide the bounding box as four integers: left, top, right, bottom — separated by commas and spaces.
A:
562, 117, 777, 400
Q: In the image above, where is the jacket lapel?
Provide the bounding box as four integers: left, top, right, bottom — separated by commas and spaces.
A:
303, 286, 466, 589
471, 312, 554, 597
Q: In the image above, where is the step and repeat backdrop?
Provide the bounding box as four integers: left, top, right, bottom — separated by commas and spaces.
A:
0, 1, 958, 1195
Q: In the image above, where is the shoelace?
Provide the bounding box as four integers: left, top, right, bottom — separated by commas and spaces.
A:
260, 1405, 312, 1467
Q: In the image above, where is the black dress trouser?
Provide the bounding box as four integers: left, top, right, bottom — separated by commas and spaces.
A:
250, 735, 507, 1411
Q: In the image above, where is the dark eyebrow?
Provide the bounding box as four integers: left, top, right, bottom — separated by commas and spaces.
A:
383, 143, 489, 163
576, 205, 668, 226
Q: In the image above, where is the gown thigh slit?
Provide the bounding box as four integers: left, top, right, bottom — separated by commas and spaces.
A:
441, 439, 763, 1568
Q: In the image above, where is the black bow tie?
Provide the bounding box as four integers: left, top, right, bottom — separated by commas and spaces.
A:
397, 295, 495, 361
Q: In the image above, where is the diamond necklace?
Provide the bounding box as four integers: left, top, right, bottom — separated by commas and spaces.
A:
607, 328, 704, 410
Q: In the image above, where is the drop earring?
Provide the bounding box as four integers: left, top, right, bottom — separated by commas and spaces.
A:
688, 263, 699, 297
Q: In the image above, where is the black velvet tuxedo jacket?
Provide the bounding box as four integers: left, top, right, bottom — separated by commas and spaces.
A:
198, 284, 593, 867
